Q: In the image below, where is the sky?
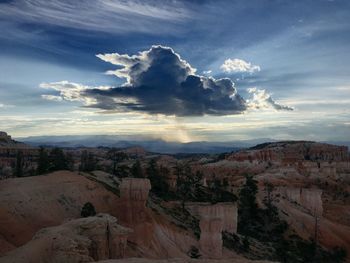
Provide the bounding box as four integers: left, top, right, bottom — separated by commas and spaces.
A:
0, 0, 349, 142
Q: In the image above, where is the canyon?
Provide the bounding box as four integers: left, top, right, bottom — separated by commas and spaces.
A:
0, 133, 349, 262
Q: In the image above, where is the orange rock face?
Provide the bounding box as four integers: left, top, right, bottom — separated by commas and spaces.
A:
0, 171, 120, 252
117, 178, 153, 248
198, 205, 224, 259
0, 214, 132, 263
187, 202, 238, 235
276, 187, 323, 217
227, 142, 349, 164
186, 203, 237, 259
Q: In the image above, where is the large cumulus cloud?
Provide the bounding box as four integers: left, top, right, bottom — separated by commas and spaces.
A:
41, 45, 292, 116
90, 45, 247, 116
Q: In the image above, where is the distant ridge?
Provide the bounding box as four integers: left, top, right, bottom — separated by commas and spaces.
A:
15, 134, 350, 154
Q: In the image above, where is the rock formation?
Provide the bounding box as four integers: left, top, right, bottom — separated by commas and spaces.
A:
276, 187, 323, 216
0, 132, 38, 178
0, 171, 120, 251
186, 203, 237, 259
198, 205, 223, 259
186, 202, 237, 235
227, 141, 349, 164
0, 214, 132, 263
117, 178, 152, 247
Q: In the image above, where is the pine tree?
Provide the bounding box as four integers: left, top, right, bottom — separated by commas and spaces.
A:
37, 147, 49, 175
15, 151, 24, 177
107, 149, 128, 175
237, 175, 258, 235
81, 202, 96, 217
49, 148, 69, 171
131, 160, 143, 178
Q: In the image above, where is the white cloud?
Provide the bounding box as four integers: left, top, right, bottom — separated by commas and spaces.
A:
0, 103, 13, 109
40, 81, 110, 106
203, 70, 212, 75
246, 87, 293, 111
41, 95, 63, 102
220, 58, 261, 74
0, 0, 190, 34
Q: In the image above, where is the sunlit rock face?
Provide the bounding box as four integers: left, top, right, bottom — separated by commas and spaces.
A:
117, 178, 153, 247
0, 214, 132, 263
277, 187, 323, 217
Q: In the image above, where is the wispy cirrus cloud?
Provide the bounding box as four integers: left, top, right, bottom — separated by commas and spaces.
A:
0, 103, 13, 109
0, 0, 191, 34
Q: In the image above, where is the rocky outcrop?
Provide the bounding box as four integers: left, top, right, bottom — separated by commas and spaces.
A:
186, 202, 237, 235
198, 205, 223, 259
117, 178, 152, 247
221, 203, 238, 234
99, 257, 274, 263
185, 203, 238, 259
0, 214, 132, 263
277, 187, 323, 216
0, 132, 38, 178
0, 171, 120, 249
227, 141, 349, 164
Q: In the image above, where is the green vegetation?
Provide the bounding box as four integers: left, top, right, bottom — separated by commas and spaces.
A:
80, 202, 96, 217
106, 149, 128, 175
234, 175, 347, 262
49, 148, 74, 171
79, 150, 97, 172
147, 159, 170, 198
35, 147, 74, 175
131, 160, 143, 178
14, 151, 24, 177
188, 246, 201, 258
175, 164, 203, 210
37, 147, 49, 174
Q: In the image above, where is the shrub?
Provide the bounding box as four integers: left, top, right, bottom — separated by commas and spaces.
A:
188, 246, 201, 258
81, 202, 96, 217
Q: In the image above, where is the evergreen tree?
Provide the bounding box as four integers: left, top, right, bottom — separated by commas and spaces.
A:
131, 160, 143, 178
49, 148, 69, 171
37, 147, 49, 175
106, 149, 128, 175
79, 150, 97, 172
176, 164, 202, 210
147, 159, 169, 197
237, 175, 258, 235
80, 202, 96, 217
14, 151, 24, 177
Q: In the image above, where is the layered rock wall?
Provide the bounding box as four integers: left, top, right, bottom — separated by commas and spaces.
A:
277, 187, 323, 216
117, 178, 152, 247
186, 202, 237, 258
227, 142, 349, 164
197, 205, 224, 259
0, 214, 132, 263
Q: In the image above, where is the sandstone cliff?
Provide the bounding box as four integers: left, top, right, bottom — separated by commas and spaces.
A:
0, 171, 120, 253
0, 214, 132, 263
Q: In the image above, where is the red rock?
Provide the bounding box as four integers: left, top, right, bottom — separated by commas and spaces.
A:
0, 214, 132, 262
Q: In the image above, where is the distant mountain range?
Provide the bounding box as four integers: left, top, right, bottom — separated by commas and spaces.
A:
17, 135, 350, 154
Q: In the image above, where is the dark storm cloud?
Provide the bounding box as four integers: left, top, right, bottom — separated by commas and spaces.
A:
85, 45, 247, 116
41, 46, 292, 116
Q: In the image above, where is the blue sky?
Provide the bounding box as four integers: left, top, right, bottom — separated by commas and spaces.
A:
0, 0, 349, 142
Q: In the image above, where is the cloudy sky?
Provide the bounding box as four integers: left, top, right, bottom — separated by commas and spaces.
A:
0, 0, 349, 142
